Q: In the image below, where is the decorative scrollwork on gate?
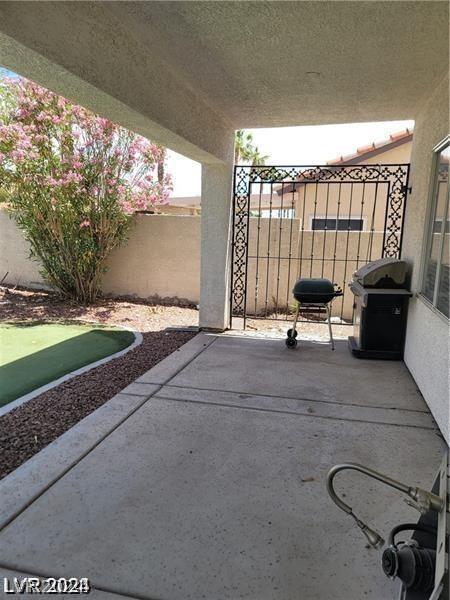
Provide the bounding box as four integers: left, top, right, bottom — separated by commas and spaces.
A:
230, 167, 251, 316
230, 163, 410, 322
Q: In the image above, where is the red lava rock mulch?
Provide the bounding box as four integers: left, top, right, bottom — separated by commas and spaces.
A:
0, 285, 199, 332
0, 286, 199, 480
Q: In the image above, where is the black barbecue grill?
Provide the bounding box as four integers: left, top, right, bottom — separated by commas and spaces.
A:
348, 258, 412, 359
286, 278, 343, 350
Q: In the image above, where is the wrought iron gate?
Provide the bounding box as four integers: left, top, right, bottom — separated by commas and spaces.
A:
230, 164, 410, 328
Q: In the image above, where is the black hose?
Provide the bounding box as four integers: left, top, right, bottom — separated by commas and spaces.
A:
388, 522, 437, 547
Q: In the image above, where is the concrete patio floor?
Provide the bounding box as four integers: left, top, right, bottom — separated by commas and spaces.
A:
0, 332, 445, 599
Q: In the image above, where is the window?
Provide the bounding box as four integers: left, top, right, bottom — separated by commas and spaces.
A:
260, 208, 295, 219
311, 217, 364, 231
421, 137, 450, 318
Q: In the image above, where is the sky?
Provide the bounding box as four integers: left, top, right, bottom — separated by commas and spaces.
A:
1, 65, 413, 199
0, 67, 18, 79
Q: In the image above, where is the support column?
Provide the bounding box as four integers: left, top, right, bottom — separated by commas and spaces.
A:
199, 159, 234, 331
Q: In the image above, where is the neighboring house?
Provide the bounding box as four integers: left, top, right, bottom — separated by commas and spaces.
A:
274, 128, 413, 230
161, 196, 201, 216
166, 129, 412, 227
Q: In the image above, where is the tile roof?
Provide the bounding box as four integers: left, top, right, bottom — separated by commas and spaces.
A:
326, 128, 413, 165
276, 128, 413, 195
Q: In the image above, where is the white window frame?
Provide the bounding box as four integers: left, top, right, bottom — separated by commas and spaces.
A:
420, 135, 450, 318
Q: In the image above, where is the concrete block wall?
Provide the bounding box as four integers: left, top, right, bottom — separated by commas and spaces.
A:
245, 216, 383, 321
2, 209, 384, 321
102, 215, 201, 304
0, 210, 48, 290
0, 212, 201, 303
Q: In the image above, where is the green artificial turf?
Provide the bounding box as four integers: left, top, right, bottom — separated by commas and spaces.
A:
0, 322, 135, 407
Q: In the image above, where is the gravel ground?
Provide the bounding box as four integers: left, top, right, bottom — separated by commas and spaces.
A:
230, 316, 352, 341
0, 286, 199, 332
0, 286, 198, 480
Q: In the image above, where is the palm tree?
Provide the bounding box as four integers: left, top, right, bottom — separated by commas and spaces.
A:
234, 130, 253, 164
234, 130, 269, 166
235, 132, 269, 195
249, 146, 269, 166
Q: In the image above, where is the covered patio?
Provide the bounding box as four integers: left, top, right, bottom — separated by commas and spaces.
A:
0, 332, 444, 599
1, 2, 447, 441
0, 1, 448, 597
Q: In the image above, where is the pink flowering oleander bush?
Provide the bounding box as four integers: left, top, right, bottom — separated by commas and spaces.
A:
0, 77, 171, 303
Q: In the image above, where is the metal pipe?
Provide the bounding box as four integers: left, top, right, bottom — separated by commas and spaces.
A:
326, 304, 334, 350
326, 463, 444, 549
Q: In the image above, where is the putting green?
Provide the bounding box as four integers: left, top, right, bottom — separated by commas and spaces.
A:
0, 322, 135, 407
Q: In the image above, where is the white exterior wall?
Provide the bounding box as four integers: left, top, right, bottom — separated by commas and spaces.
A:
199, 162, 234, 330
402, 75, 449, 445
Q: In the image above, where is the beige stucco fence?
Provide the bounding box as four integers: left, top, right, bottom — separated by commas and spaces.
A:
0, 210, 383, 321
245, 217, 383, 321
0, 211, 201, 305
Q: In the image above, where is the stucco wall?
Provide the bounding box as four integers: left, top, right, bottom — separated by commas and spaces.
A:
402, 75, 449, 445
0, 211, 48, 290
245, 217, 383, 320
103, 215, 201, 303
1, 210, 383, 321
295, 181, 389, 231
0, 213, 201, 303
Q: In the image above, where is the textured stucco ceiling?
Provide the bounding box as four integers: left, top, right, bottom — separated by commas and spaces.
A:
0, 1, 448, 160
106, 1, 449, 127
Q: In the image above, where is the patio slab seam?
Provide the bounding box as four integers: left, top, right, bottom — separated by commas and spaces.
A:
133, 332, 217, 385
153, 391, 439, 431
0, 333, 216, 533
159, 382, 431, 414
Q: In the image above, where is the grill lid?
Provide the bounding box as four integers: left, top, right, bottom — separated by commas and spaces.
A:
352, 258, 408, 289
293, 278, 341, 304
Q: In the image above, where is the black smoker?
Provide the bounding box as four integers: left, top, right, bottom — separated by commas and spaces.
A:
348, 258, 412, 360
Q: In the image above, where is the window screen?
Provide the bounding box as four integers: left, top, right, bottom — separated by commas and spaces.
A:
421, 138, 449, 318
